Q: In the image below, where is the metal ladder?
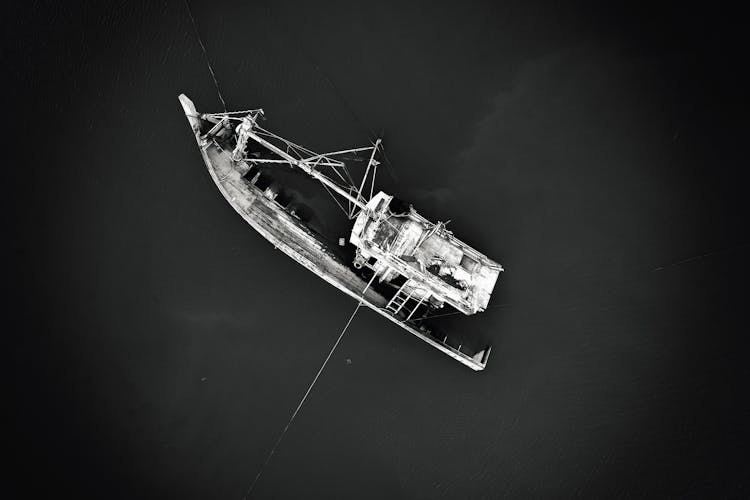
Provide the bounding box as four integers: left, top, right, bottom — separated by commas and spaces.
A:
385, 282, 414, 315
385, 282, 428, 320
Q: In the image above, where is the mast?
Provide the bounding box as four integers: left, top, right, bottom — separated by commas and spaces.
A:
225, 114, 367, 211
245, 128, 368, 211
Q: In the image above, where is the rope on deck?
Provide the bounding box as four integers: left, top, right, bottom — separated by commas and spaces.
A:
243, 302, 362, 498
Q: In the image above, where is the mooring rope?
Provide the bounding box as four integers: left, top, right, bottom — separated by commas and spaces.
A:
243, 302, 362, 498
183, 0, 227, 112
178, 8, 394, 496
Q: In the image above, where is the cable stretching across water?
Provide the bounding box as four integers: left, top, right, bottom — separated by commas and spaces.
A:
243, 302, 362, 498
183, 0, 227, 112
178, 7, 388, 494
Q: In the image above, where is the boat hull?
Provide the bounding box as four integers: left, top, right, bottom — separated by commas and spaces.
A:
180, 94, 490, 370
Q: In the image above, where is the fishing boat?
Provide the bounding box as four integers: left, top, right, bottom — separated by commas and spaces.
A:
179, 94, 503, 370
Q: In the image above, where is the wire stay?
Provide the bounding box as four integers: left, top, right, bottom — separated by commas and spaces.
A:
243, 302, 362, 498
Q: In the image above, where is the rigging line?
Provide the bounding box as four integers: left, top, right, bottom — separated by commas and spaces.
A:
343, 166, 357, 191
651, 242, 750, 272
261, 5, 377, 140
406, 303, 511, 323
183, 0, 227, 112
321, 182, 350, 217
244, 302, 362, 499
377, 141, 399, 183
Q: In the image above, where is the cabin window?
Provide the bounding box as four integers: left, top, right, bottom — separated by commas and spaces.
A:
460, 254, 478, 273
388, 196, 410, 215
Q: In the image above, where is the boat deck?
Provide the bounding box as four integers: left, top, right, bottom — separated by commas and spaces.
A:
180, 94, 490, 370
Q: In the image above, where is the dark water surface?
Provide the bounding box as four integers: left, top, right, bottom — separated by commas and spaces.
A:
8, 1, 749, 498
